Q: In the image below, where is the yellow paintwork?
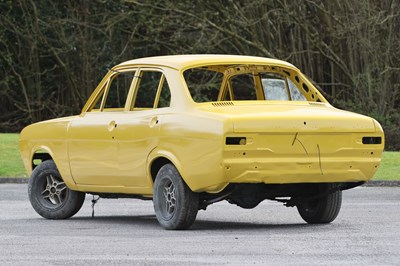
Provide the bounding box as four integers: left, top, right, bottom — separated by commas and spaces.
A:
20, 55, 384, 196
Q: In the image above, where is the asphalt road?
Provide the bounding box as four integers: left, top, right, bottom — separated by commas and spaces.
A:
0, 184, 399, 265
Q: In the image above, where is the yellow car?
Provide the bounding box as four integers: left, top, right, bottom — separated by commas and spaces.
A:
20, 55, 384, 230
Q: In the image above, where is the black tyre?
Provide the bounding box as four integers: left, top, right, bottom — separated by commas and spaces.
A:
297, 184, 342, 224
28, 160, 85, 219
153, 164, 199, 230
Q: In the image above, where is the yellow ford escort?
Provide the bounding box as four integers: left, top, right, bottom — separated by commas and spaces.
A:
20, 55, 384, 230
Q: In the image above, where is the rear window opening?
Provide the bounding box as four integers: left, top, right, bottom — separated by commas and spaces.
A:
184, 65, 317, 103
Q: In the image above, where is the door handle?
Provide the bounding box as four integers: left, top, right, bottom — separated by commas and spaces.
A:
108, 120, 117, 131
149, 116, 159, 128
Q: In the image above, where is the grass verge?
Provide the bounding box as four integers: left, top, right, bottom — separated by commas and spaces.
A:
0, 133, 399, 180
0, 133, 27, 177
373, 152, 400, 181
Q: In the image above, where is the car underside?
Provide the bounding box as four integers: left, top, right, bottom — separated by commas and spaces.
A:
91, 181, 362, 209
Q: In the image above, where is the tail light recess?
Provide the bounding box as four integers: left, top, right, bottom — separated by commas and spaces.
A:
362, 137, 381, 144
226, 137, 247, 145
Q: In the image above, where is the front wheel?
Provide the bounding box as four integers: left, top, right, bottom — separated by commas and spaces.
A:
297, 184, 342, 224
28, 160, 85, 219
153, 164, 199, 230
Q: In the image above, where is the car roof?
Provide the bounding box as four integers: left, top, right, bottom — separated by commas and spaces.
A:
116, 54, 297, 70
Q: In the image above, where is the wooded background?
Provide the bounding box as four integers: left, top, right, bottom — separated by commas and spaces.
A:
1, 0, 399, 150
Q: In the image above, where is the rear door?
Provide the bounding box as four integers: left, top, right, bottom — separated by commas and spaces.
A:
115, 69, 172, 188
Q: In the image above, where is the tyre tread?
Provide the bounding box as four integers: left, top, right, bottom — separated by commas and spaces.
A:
28, 160, 85, 219
153, 164, 198, 230
297, 183, 342, 224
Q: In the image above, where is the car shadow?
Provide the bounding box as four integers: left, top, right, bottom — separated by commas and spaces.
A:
69, 214, 329, 231
71, 215, 159, 227
191, 219, 321, 231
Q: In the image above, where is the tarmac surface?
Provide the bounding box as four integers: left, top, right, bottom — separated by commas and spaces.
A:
0, 184, 399, 265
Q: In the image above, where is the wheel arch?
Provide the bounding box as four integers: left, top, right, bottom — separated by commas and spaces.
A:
29, 145, 78, 190
150, 157, 172, 183
148, 151, 187, 187
31, 147, 54, 171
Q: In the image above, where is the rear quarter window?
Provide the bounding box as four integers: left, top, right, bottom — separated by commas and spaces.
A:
184, 69, 223, 103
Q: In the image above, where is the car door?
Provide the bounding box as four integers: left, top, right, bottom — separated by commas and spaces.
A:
68, 69, 137, 186
114, 69, 172, 188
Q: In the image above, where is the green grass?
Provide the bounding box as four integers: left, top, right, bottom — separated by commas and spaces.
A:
0, 133, 399, 180
373, 152, 400, 181
0, 133, 27, 177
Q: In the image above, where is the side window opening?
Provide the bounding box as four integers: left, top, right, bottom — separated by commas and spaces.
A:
157, 76, 171, 108
89, 70, 135, 112
184, 69, 223, 103
134, 71, 162, 109
104, 71, 135, 109
90, 86, 105, 111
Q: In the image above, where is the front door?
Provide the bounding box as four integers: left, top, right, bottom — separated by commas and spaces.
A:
68, 69, 136, 186
68, 112, 119, 186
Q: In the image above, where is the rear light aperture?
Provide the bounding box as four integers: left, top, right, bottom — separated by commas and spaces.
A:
226, 137, 247, 145
362, 136, 382, 145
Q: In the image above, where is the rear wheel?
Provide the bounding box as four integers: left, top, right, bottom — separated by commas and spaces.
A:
28, 160, 85, 219
153, 164, 199, 230
297, 184, 342, 224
